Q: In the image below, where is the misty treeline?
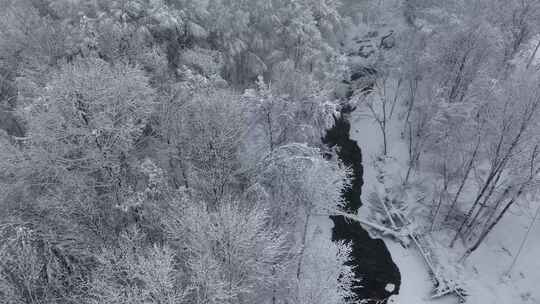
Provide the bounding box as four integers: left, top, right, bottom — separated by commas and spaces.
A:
356, 0, 540, 258
0, 0, 358, 303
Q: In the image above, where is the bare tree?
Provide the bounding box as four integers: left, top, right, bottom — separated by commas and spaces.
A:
460, 145, 540, 260
178, 87, 247, 206
490, 0, 540, 71
356, 75, 402, 156
505, 199, 540, 275
450, 74, 540, 248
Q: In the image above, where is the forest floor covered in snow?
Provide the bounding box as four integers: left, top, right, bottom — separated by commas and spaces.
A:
349, 106, 540, 304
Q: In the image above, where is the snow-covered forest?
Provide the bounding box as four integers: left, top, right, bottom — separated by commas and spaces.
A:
0, 0, 539, 303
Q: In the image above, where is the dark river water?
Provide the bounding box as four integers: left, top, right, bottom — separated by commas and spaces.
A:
323, 105, 401, 303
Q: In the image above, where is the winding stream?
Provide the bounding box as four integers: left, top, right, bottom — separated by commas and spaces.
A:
323, 105, 401, 303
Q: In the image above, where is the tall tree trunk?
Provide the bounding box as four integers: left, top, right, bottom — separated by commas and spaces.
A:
381, 97, 388, 156
450, 166, 500, 247
296, 211, 311, 279
444, 138, 479, 222
506, 203, 540, 275
470, 186, 510, 242
389, 78, 402, 120
463, 167, 505, 237
526, 39, 540, 69
266, 110, 274, 152
460, 192, 521, 261
431, 162, 448, 231
404, 122, 414, 185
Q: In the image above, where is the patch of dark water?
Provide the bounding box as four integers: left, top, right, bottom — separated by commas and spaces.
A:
323, 105, 400, 303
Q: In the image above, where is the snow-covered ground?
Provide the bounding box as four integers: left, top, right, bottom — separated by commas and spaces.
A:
349, 102, 540, 304
464, 207, 540, 304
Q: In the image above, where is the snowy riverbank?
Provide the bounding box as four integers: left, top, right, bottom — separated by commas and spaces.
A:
350, 101, 540, 304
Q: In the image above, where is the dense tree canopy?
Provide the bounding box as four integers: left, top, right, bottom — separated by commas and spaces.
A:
0, 0, 354, 304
